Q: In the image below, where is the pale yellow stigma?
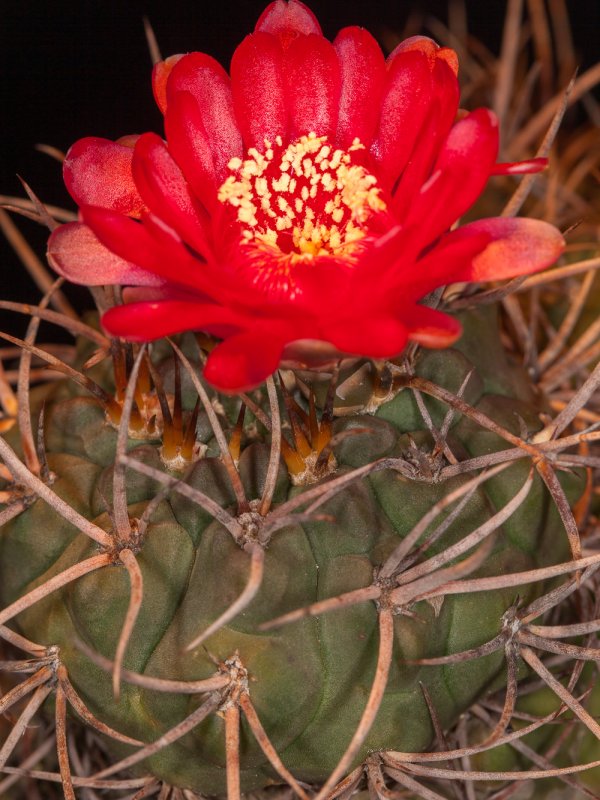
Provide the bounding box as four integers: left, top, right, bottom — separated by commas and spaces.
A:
217, 133, 387, 261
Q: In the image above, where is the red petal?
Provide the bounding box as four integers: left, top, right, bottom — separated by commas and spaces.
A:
63, 137, 145, 217
47, 222, 164, 287
405, 216, 564, 297
255, 0, 321, 46
323, 317, 408, 359
166, 53, 243, 180
402, 229, 491, 297
491, 157, 548, 175
388, 37, 459, 77
102, 301, 246, 342
203, 330, 286, 392
401, 108, 499, 252
370, 50, 433, 189
459, 217, 565, 281
403, 305, 462, 347
437, 48, 459, 76
231, 32, 288, 148
284, 34, 341, 139
391, 57, 459, 218
388, 35, 439, 66
132, 133, 210, 256
121, 286, 198, 304
164, 91, 218, 210
152, 55, 185, 114
79, 205, 200, 288
333, 27, 386, 149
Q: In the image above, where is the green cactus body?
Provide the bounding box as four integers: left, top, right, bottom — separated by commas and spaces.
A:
0, 309, 582, 794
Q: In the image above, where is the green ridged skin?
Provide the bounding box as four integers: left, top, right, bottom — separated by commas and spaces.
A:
0, 308, 583, 794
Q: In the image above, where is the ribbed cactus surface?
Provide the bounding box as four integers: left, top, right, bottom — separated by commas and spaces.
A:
0, 308, 583, 794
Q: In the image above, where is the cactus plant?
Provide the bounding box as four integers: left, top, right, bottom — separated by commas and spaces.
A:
1, 2, 600, 799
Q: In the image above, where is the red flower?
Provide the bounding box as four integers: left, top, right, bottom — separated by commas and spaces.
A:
48, 0, 562, 392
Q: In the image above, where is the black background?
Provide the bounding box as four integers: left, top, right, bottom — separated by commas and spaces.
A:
1, 0, 598, 337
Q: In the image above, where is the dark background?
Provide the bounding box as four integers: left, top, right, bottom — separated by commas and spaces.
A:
0, 0, 598, 337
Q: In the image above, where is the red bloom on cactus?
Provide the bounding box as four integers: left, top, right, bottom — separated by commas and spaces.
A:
48, 0, 562, 392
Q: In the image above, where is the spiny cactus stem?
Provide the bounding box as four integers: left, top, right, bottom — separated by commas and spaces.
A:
480, 643, 520, 749
398, 472, 533, 590
476, 710, 589, 800
421, 552, 600, 601
0, 300, 108, 348
0, 664, 53, 716
112, 547, 144, 700
143, 16, 162, 65
0, 734, 55, 797
0, 501, 27, 526
437, 438, 599, 480
520, 629, 600, 665
441, 369, 474, 444
185, 543, 265, 651
259, 478, 533, 630
224, 703, 241, 800
238, 391, 272, 430
328, 764, 363, 800
493, 0, 523, 128
408, 376, 586, 559
535, 458, 582, 559
0, 209, 76, 319
136, 476, 182, 539
170, 339, 249, 512
528, 617, 600, 638
501, 70, 572, 220
411, 385, 458, 466
18, 176, 62, 231
393, 535, 498, 611
381, 462, 511, 581
521, 256, 600, 290
16, 279, 65, 477
541, 326, 600, 393
538, 357, 600, 441
387, 763, 455, 799
0, 194, 76, 224
314, 608, 395, 800
266, 458, 394, 524
0, 330, 118, 419
74, 636, 230, 694
91, 693, 222, 781
0, 657, 53, 673
228, 403, 246, 465
0, 682, 54, 771
119, 454, 245, 539
0, 553, 111, 629
258, 375, 281, 516
365, 756, 406, 800
508, 61, 600, 159
113, 345, 148, 540
238, 693, 311, 800
389, 756, 600, 785
407, 376, 539, 456
55, 679, 76, 800
538, 270, 596, 370
0, 769, 152, 792
0, 624, 46, 656
386, 698, 573, 766
0, 362, 17, 433
260, 585, 382, 631
56, 663, 143, 745
0, 436, 112, 546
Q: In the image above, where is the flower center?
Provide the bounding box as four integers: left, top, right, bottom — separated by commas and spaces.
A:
218, 133, 386, 260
